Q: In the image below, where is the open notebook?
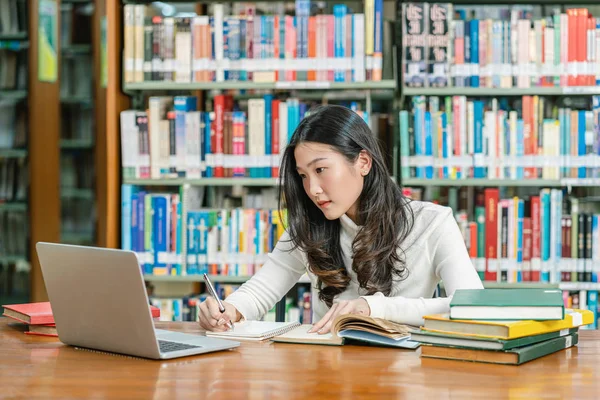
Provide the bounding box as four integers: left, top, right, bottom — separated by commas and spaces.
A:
205, 321, 301, 341
272, 314, 420, 349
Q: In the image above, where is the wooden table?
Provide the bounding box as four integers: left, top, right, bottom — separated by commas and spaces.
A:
2, 318, 600, 399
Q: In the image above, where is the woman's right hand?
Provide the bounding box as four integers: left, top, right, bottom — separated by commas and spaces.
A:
198, 297, 241, 332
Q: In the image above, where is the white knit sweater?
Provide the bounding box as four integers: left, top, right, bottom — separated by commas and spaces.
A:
225, 200, 484, 326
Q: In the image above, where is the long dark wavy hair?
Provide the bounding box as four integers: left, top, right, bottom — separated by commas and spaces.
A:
278, 105, 415, 308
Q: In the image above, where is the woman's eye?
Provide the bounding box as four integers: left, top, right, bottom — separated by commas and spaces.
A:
316, 167, 325, 174
299, 174, 306, 179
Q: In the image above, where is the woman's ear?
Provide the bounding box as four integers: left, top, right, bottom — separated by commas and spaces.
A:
356, 150, 372, 176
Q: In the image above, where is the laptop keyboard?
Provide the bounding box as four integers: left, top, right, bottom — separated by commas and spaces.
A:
158, 340, 202, 353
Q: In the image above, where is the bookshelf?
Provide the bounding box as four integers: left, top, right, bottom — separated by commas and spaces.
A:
397, 0, 600, 319
59, 0, 97, 247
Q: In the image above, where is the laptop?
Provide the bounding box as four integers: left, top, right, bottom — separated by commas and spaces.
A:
35, 242, 240, 360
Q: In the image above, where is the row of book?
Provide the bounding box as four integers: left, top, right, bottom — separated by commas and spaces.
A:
123, 1, 385, 84
0, 158, 27, 202
0, 48, 27, 91
413, 289, 594, 364
0, 0, 27, 35
0, 102, 26, 149
121, 184, 287, 276
400, 95, 600, 180
0, 209, 27, 258
120, 95, 375, 180
451, 188, 600, 284
402, 3, 600, 88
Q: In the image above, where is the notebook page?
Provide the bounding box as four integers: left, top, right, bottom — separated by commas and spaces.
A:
206, 320, 300, 339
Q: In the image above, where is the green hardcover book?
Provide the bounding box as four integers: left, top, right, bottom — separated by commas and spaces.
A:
449, 288, 565, 321
410, 327, 578, 351
420, 332, 578, 365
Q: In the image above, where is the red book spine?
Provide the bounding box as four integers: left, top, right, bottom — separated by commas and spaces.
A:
484, 188, 499, 281
213, 95, 225, 177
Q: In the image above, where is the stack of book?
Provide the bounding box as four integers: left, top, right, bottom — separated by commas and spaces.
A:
2, 302, 161, 337
412, 289, 595, 365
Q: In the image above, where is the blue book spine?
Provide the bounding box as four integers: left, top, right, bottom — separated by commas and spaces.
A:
399, 111, 410, 179
264, 94, 273, 178
186, 212, 197, 275
424, 111, 433, 179
473, 100, 485, 178
470, 19, 479, 87
552, 189, 563, 284
223, 18, 229, 80
121, 184, 135, 251
240, 19, 247, 81
565, 108, 571, 178
198, 211, 209, 275
578, 110, 586, 178
152, 196, 169, 270
540, 190, 551, 283
333, 5, 346, 82
137, 191, 146, 258
131, 191, 139, 254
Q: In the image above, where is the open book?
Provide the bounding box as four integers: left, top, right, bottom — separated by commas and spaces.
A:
272, 314, 420, 349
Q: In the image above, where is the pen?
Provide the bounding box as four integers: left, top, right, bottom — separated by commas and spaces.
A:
203, 273, 234, 331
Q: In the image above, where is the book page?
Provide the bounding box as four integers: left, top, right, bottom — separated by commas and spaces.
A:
333, 314, 413, 339
272, 324, 344, 345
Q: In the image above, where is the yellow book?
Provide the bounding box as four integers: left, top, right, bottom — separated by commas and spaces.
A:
422, 308, 594, 340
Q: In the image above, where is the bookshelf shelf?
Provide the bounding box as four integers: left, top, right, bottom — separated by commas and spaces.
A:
0, 149, 27, 158
61, 188, 94, 200
482, 282, 558, 289
209, 89, 395, 101
61, 232, 94, 244
123, 178, 280, 187
0, 203, 27, 212
124, 80, 397, 92
402, 178, 563, 187
0, 32, 28, 41
402, 178, 600, 187
143, 274, 311, 284
60, 139, 94, 149
0, 90, 27, 101
414, 0, 600, 4
402, 87, 600, 97
61, 44, 92, 56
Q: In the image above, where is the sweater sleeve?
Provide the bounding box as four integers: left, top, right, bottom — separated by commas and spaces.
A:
361, 209, 484, 326
224, 232, 307, 321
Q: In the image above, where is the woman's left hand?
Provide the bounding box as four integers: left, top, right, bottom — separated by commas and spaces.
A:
308, 298, 371, 334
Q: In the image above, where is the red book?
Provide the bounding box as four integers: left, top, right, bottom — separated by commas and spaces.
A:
213, 94, 226, 177
2, 302, 54, 325
484, 188, 499, 281
25, 324, 58, 337
3, 302, 161, 325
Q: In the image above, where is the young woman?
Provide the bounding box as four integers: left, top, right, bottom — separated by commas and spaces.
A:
198, 105, 483, 334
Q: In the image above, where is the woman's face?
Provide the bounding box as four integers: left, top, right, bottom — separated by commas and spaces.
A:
294, 142, 370, 223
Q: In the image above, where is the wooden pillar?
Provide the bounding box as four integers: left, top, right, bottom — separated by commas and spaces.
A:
29, 0, 61, 302
98, 0, 130, 248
